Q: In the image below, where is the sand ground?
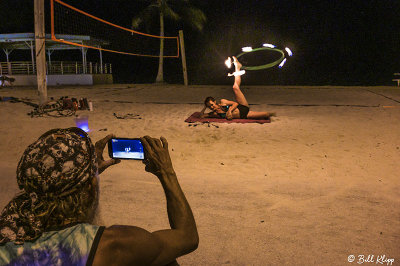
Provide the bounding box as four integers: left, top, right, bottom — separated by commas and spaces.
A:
0, 84, 399, 265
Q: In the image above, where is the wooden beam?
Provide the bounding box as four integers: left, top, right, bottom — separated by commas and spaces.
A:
34, 0, 47, 104
179, 30, 188, 86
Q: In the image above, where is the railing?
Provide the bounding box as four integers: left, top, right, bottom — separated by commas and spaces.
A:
0, 61, 112, 75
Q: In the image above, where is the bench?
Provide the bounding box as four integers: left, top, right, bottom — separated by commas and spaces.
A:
393, 73, 400, 86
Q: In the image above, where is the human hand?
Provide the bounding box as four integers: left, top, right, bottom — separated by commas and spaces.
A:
226, 111, 233, 120
140, 136, 174, 177
95, 134, 121, 174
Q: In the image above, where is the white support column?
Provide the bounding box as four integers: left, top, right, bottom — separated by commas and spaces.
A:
81, 46, 88, 74
46, 49, 54, 74
3, 49, 13, 75
2, 49, 12, 62
84, 49, 87, 74
99, 47, 103, 74
81, 45, 84, 74
31, 41, 35, 73
24, 41, 36, 73
34, 0, 47, 104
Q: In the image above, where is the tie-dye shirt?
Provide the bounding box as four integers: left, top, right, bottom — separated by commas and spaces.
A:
0, 223, 104, 266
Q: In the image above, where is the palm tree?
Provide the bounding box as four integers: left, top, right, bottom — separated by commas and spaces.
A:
132, 0, 206, 83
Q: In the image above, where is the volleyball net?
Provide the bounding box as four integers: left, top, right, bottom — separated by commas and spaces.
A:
50, 0, 180, 58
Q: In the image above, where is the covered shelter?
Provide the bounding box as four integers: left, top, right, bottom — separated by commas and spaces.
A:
0, 33, 113, 85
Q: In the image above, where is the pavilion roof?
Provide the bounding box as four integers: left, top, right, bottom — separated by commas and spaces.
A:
0, 33, 109, 50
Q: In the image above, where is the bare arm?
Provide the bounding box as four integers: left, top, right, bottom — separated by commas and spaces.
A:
220, 99, 238, 111
150, 170, 198, 264
93, 136, 198, 266
143, 136, 199, 265
199, 106, 219, 118
199, 106, 208, 118
94, 134, 121, 174
200, 110, 219, 118
220, 99, 238, 120
200, 105, 207, 115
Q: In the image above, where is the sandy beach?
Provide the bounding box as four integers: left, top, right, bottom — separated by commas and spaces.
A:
0, 84, 399, 265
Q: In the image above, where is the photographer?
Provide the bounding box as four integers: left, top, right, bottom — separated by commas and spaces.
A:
0, 127, 199, 266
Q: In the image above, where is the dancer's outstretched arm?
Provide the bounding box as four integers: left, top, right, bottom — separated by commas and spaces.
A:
199, 106, 207, 116
199, 107, 219, 118
219, 99, 238, 120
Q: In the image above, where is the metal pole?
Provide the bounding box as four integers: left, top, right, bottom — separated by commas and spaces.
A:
34, 0, 47, 104
179, 30, 188, 86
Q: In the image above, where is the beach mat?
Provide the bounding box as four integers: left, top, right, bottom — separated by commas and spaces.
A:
184, 112, 271, 124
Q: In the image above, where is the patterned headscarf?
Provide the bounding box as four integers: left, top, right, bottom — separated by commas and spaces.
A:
0, 127, 97, 244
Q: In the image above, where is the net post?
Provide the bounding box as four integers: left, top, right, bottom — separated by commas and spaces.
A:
34, 0, 47, 105
179, 30, 188, 86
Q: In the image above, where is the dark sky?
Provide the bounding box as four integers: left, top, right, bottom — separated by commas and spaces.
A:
1, 0, 399, 85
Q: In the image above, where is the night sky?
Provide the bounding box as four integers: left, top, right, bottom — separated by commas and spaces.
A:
1, 0, 399, 85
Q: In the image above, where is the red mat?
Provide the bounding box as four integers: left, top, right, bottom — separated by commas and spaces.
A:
184, 112, 271, 124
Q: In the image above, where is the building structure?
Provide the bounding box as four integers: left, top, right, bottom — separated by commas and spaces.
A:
0, 33, 113, 86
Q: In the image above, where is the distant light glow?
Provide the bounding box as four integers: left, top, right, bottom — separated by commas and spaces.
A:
225, 57, 232, 68
285, 47, 293, 56
79, 125, 90, 132
278, 58, 287, 68
242, 47, 253, 52
263, 43, 276, 48
75, 116, 90, 132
